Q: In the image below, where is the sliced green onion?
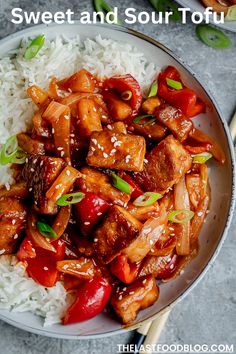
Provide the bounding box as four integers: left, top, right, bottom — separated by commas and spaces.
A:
133, 115, 156, 126
166, 78, 183, 90
148, 80, 158, 98
133, 192, 162, 207
24, 34, 45, 60
148, 0, 181, 21
192, 152, 212, 164
121, 90, 132, 101
111, 173, 131, 194
36, 221, 57, 239
168, 210, 195, 224
196, 25, 231, 49
0, 136, 18, 165
93, 0, 122, 25
12, 149, 27, 164
57, 192, 85, 206
225, 5, 236, 22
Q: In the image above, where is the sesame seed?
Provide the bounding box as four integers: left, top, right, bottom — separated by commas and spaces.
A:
93, 107, 97, 112
170, 264, 174, 270
114, 141, 122, 147
52, 128, 55, 134
55, 184, 62, 189
118, 295, 123, 300
84, 222, 90, 225
66, 170, 71, 176
150, 249, 155, 253
29, 187, 33, 192
40, 161, 44, 167
110, 149, 116, 154
111, 136, 117, 143
63, 265, 69, 270
143, 279, 147, 284
70, 133, 75, 137
43, 267, 49, 271
91, 147, 95, 152
123, 287, 127, 291
107, 124, 112, 130
144, 159, 148, 164
169, 227, 174, 231
129, 291, 134, 295
170, 233, 175, 236
70, 139, 74, 144
61, 151, 65, 157
103, 152, 108, 158
57, 147, 63, 151
91, 139, 97, 145
30, 168, 34, 172
97, 212, 102, 216
0, 249, 5, 255
33, 158, 37, 164
13, 234, 18, 239
98, 144, 104, 150
12, 219, 16, 225
150, 240, 154, 245
94, 238, 98, 242
64, 115, 70, 120
197, 211, 203, 217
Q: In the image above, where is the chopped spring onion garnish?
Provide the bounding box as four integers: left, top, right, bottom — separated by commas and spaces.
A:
148, 80, 158, 97
148, 0, 181, 21
121, 90, 132, 101
0, 136, 26, 165
225, 5, 236, 22
166, 78, 183, 90
111, 173, 131, 194
192, 152, 212, 164
36, 221, 58, 239
57, 192, 85, 206
93, 0, 122, 25
133, 115, 156, 126
168, 210, 195, 224
133, 192, 162, 207
24, 34, 45, 60
196, 25, 231, 49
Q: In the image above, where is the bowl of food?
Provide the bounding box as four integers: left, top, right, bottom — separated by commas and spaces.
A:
176, 0, 236, 32
0, 23, 234, 339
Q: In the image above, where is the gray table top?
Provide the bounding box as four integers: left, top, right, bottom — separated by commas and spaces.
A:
0, 1, 235, 353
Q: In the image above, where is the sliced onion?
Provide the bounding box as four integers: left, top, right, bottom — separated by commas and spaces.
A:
52, 205, 71, 240
133, 192, 162, 207
27, 213, 56, 252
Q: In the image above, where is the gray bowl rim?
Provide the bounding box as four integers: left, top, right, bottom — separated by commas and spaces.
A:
0, 22, 235, 340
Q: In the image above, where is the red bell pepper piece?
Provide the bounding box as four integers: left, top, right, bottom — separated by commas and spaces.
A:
74, 192, 110, 236
184, 142, 212, 155
110, 255, 140, 284
26, 239, 65, 288
63, 277, 111, 324
154, 253, 178, 279
158, 66, 206, 118
118, 172, 143, 200
17, 237, 36, 261
103, 74, 142, 116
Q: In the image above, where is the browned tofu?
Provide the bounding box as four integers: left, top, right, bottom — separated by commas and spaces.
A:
94, 205, 142, 264
0, 197, 27, 254
23, 155, 65, 214
76, 167, 130, 207
134, 135, 192, 193
104, 122, 127, 134
77, 98, 102, 138
155, 104, 193, 142
132, 121, 167, 142
110, 275, 159, 324
87, 131, 146, 172
17, 133, 45, 155
142, 96, 162, 115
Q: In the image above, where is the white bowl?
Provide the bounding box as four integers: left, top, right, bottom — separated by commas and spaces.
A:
0, 23, 235, 339
176, 0, 236, 32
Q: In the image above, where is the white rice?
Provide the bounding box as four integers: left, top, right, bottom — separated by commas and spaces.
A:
0, 35, 157, 325
0, 255, 71, 326
0, 34, 157, 186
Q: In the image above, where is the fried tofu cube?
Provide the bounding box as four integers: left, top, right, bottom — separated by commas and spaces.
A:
0, 197, 27, 254
76, 167, 130, 207
23, 155, 65, 214
132, 121, 167, 142
156, 104, 193, 142
87, 131, 146, 172
142, 96, 162, 115
110, 275, 159, 324
134, 135, 192, 193
104, 122, 127, 134
77, 98, 102, 138
94, 205, 142, 264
